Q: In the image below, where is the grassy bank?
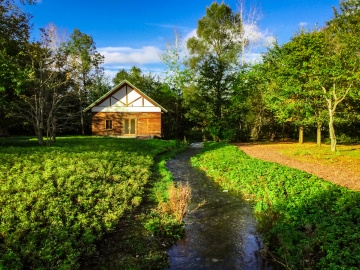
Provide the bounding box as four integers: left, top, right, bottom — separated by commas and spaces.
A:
0, 136, 182, 269
191, 142, 360, 269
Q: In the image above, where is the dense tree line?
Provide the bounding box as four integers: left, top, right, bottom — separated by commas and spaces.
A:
1, 0, 359, 150
173, 0, 359, 151
0, 0, 109, 144
247, 0, 360, 151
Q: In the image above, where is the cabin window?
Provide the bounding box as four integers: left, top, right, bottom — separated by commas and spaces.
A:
105, 120, 112, 130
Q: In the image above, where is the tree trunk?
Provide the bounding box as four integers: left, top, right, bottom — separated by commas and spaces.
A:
298, 126, 304, 144
321, 84, 349, 152
36, 126, 44, 145
328, 110, 337, 152
79, 92, 85, 135
80, 109, 84, 135
51, 116, 56, 143
317, 122, 322, 147
175, 93, 180, 147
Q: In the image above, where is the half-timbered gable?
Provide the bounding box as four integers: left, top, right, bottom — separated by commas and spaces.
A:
84, 80, 167, 137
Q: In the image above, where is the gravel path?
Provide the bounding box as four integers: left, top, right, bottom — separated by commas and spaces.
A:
235, 143, 360, 191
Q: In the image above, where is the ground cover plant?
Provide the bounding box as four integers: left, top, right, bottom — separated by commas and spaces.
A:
79, 141, 189, 269
238, 142, 360, 191
0, 136, 178, 269
191, 142, 360, 269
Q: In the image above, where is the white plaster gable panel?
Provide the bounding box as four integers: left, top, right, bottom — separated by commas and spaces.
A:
112, 86, 126, 101
132, 98, 143, 106
98, 98, 110, 107
127, 89, 141, 102
92, 83, 160, 110
91, 106, 161, 112
84, 80, 167, 113
111, 97, 125, 107
144, 99, 154, 106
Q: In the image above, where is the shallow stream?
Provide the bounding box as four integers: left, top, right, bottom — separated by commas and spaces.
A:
165, 143, 271, 270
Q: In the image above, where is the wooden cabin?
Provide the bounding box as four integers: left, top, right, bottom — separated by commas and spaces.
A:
84, 80, 167, 137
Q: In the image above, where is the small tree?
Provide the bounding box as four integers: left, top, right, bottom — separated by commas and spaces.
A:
20, 26, 69, 145
65, 29, 104, 135
261, 30, 329, 145
161, 31, 190, 142
310, 29, 359, 151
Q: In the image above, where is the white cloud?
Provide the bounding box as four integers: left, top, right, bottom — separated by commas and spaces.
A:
99, 25, 275, 80
146, 23, 189, 31
183, 29, 197, 44
103, 69, 119, 81
243, 23, 275, 47
299, 22, 308, 27
242, 52, 263, 64
98, 46, 163, 65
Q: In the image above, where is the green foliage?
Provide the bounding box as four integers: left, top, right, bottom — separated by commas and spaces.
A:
262, 30, 326, 127
65, 28, 105, 136
144, 143, 188, 239
112, 66, 159, 93
161, 32, 192, 141
144, 211, 184, 239
0, 136, 176, 269
0, 0, 32, 132
191, 142, 360, 269
185, 2, 243, 141
257, 3, 360, 147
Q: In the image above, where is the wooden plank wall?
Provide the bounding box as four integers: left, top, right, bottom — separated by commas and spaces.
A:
92, 112, 162, 137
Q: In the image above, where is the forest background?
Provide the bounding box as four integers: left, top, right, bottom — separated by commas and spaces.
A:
1, 0, 360, 151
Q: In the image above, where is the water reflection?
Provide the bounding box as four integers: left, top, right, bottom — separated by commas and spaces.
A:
166, 144, 270, 269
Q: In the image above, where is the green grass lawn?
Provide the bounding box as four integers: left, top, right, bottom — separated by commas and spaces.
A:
0, 136, 178, 269
279, 142, 360, 167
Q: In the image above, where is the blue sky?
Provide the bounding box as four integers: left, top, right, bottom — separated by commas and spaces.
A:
25, 0, 340, 79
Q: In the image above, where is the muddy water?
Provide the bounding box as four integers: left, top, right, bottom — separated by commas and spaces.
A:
166, 143, 270, 270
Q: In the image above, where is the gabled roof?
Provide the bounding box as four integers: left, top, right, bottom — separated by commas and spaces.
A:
83, 80, 168, 112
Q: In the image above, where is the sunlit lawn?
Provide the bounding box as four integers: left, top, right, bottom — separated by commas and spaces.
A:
277, 142, 360, 173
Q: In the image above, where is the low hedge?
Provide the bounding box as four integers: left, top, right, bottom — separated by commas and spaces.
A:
0, 137, 176, 269
191, 142, 360, 269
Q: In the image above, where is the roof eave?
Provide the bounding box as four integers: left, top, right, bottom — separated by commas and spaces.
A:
83, 79, 168, 113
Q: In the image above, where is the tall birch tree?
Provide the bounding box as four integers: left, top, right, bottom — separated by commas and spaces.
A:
161, 31, 189, 141
65, 29, 104, 135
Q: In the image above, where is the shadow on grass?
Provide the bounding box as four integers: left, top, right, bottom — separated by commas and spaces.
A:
257, 182, 360, 269
0, 136, 175, 159
0, 136, 40, 148
199, 141, 229, 153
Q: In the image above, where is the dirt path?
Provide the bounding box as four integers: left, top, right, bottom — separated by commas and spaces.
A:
235, 143, 360, 191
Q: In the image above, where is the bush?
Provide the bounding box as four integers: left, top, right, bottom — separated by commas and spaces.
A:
0, 137, 176, 269
145, 182, 191, 239
191, 142, 360, 269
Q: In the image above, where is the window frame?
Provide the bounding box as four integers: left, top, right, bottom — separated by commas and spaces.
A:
105, 119, 113, 130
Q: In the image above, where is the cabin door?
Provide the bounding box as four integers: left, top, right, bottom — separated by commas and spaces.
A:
124, 118, 136, 135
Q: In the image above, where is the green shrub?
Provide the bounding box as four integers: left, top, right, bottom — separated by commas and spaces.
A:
144, 142, 190, 241
0, 137, 176, 269
191, 142, 360, 269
